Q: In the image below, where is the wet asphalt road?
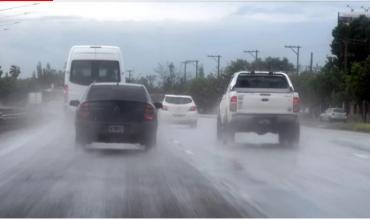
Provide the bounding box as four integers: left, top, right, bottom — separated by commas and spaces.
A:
1, 112, 370, 217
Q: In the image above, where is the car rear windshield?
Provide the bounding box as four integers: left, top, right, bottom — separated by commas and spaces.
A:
70, 60, 120, 85
333, 108, 345, 113
235, 75, 288, 89
165, 96, 192, 104
87, 85, 147, 102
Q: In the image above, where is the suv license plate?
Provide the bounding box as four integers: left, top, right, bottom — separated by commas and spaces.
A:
108, 126, 124, 134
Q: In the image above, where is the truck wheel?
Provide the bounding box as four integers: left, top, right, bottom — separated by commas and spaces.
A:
279, 122, 300, 146
222, 125, 235, 145
217, 114, 223, 141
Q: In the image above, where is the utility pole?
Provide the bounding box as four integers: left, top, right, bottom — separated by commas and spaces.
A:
195, 60, 199, 78
243, 50, 259, 62
310, 52, 313, 73
126, 69, 134, 81
343, 40, 349, 74
208, 55, 221, 78
284, 45, 301, 75
182, 60, 191, 82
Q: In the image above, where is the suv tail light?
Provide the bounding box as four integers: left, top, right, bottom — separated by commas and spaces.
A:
293, 96, 300, 112
189, 106, 197, 111
78, 102, 89, 119
230, 96, 237, 112
162, 105, 168, 111
144, 103, 155, 121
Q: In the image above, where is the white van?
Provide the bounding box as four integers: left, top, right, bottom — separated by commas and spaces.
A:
64, 45, 125, 111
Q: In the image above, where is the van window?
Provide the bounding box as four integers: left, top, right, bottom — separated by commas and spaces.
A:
70, 60, 120, 85
235, 75, 288, 89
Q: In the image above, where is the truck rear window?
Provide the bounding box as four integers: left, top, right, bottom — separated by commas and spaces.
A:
70, 60, 120, 85
87, 85, 147, 102
235, 75, 288, 89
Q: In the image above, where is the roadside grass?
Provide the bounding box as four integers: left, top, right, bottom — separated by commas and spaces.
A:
327, 122, 370, 133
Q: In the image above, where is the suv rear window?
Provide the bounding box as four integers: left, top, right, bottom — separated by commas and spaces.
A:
333, 108, 345, 113
87, 85, 147, 102
165, 96, 192, 104
235, 75, 288, 89
70, 60, 120, 85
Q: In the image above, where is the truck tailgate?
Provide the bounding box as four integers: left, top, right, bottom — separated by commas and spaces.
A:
237, 92, 293, 114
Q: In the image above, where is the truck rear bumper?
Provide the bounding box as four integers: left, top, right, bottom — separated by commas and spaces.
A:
228, 113, 298, 134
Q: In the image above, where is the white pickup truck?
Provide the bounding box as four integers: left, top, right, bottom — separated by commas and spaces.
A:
217, 71, 300, 145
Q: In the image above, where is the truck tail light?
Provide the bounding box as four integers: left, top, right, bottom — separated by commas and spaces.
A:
230, 96, 237, 112
293, 96, 300, 112
78, 102, 90, 119
144, 104, 155, 121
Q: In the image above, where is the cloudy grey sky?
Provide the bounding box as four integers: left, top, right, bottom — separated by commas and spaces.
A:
0, 1, 368, 78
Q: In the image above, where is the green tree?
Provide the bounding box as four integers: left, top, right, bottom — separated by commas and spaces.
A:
331, 15, 370, 71
9, 65, 21, 79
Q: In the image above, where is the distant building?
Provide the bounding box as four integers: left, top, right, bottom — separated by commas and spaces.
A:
338, 12, 370, 25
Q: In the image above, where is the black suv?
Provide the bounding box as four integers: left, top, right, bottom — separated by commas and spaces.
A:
73, 83, 162, 149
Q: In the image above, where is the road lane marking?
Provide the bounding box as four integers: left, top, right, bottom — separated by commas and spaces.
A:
0, 127, 51, 158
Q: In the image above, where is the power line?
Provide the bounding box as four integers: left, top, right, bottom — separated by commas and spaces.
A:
0, 3, 39, 13
0, 12, 30, 20
243, 50, 259, 62
207, 55, 221, 78
0, 21, 20, 27
284, 45, 301, 75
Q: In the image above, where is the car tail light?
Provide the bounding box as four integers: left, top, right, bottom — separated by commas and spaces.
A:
144, 103, 155, 121
230, 96, 237, 112
78, 102, 89, 119
189, 106, 197, 111
63, 85, 68, 102
162, 105, 168, 111
293, 96, 300, 112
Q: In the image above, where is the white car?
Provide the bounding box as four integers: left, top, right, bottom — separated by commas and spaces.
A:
320, 108, 347, 122
159, 94, 198, 127
64, 45, 125, 112
217, 71, 300, 145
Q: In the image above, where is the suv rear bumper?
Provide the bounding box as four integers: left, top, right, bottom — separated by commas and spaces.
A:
228, 113, 298, 133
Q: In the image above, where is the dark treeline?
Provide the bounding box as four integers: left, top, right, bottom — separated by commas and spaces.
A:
130, 15, 370, 122
0, 62, 64, 105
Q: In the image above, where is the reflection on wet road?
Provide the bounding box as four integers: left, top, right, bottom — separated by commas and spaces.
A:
0, 113, 370, 217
